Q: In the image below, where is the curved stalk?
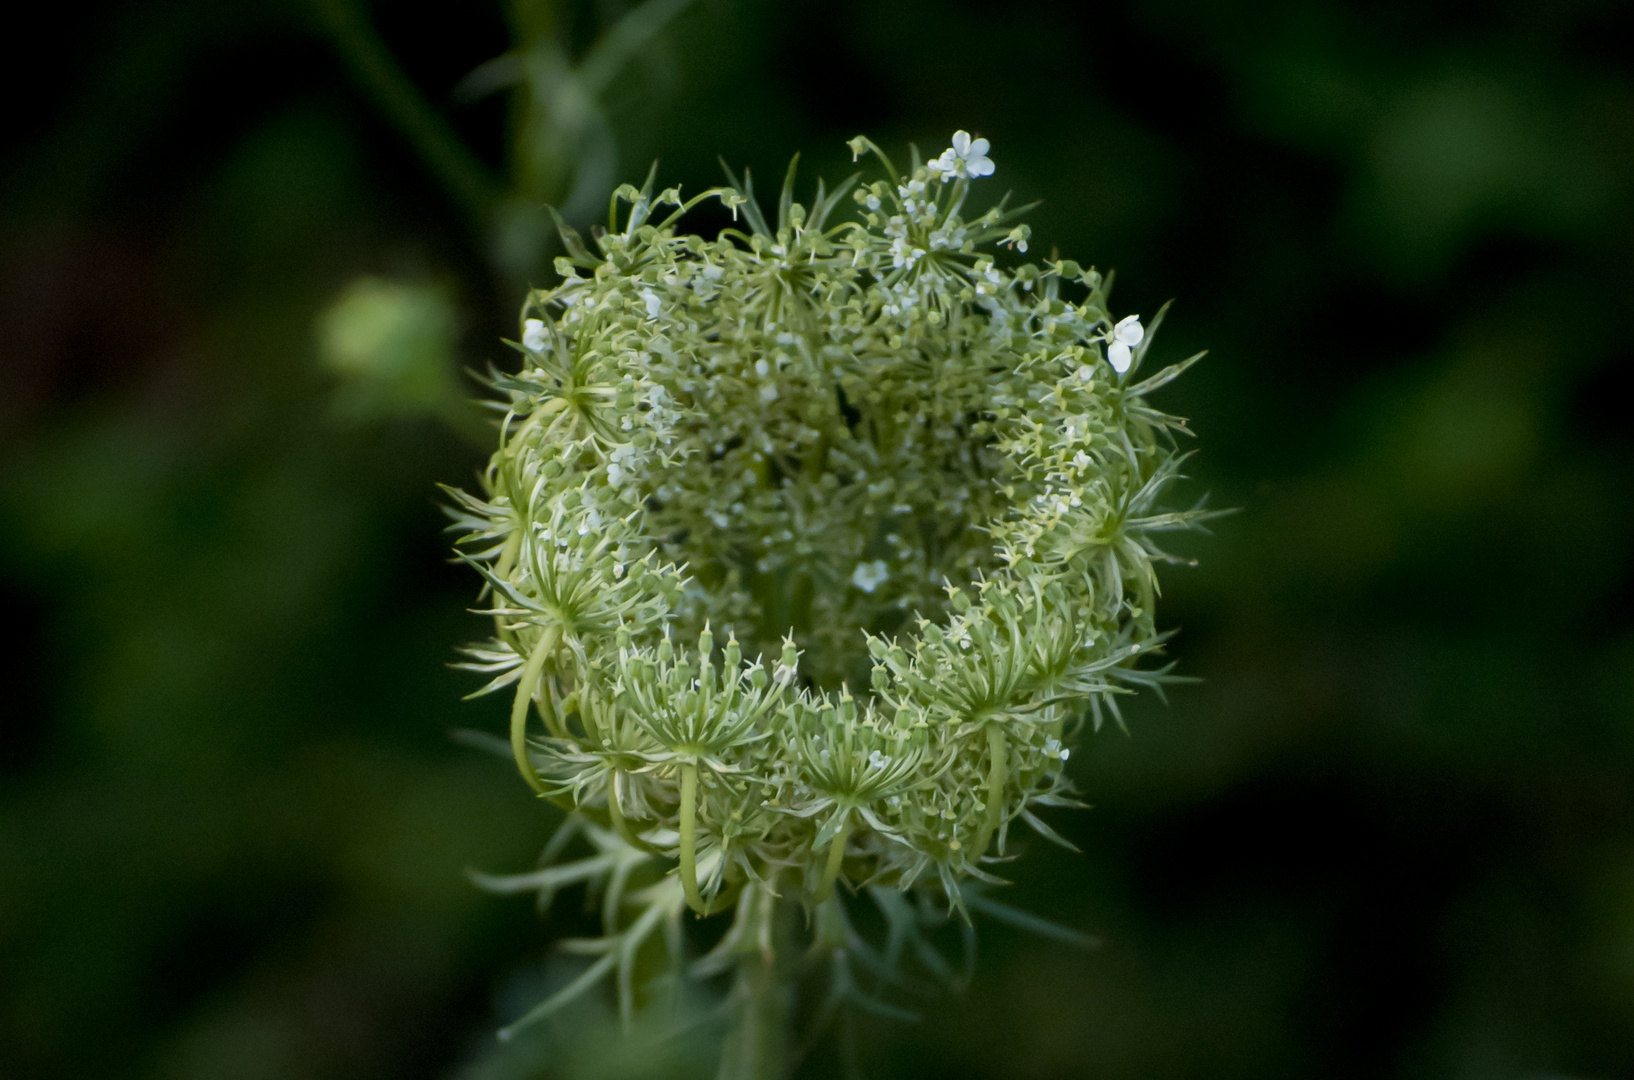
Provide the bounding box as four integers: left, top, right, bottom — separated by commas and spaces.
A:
509, 626, 559, 795
607, 769, 633, 842
974, 722, 1009, 858
815, 812, 853, 903
678, 761, 707, 914
606, 770, 659, 854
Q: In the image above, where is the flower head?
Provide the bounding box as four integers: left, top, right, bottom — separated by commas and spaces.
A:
452, 133, 1206, 1045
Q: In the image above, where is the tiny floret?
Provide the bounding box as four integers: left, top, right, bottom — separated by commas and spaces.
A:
1106, 314, 1145, 374
852, 560, 890, 594
522, 318, 548, 352
930, 130, 995, 181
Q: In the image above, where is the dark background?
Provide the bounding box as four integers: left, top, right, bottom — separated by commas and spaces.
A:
4, 1, 1634, 1077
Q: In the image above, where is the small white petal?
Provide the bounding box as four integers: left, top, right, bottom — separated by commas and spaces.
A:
951, 130, 971, 154
641, 289, 661, 319
1114, 314, 1145, 347
968, 137, 990, 158
1108, 341, 1133, 373
851, 560, 889, 593
522, 318, 547, 351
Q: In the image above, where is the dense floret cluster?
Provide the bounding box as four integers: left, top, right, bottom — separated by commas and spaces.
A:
447, 132, 1204, 1046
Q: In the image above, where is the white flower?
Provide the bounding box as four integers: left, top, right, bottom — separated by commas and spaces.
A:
1044, 738, 1069, 762
1106, 314, 1144, 373
851, 560, 890, 593
522, 318, 548, 352
606, 444, 638, 486
641, 289, 661, 320
868, 750, 890, 770
929, 130, 995, 182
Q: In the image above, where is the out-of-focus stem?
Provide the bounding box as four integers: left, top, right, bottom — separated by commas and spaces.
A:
308, 0, 498, 227
717, 910, 789, 1080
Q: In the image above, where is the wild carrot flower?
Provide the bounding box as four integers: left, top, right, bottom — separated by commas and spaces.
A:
448, 131, 1208, 1072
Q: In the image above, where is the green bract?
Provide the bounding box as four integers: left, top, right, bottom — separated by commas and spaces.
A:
448, 132, 1206, 1066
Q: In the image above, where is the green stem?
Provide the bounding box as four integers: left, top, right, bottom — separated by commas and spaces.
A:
606, 770, 658, 854
815, 812, 853, 903
308, 0, 498, 228
607, 768, 631, 838
509, 626, 558, 795
717, 910, 789, 1080
493, 529, 521, 580
975, 722, 1009, 858
679, 761, 707, 914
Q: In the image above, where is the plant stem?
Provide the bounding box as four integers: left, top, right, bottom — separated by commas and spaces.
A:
815, 812, 853, 902
607, 769, 632, 841
975, 722, 1009, 857
509, 626, 558, 795
679, 761, 707, 914
717, 917, 789, 1080
308, 0, 498, 227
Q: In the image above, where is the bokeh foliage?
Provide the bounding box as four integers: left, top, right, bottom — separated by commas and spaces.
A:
2, 1, 1632, 1078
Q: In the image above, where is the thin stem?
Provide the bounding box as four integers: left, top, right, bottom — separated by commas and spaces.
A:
493, 529, 521, 580
606, 770, 659, 854
308, 0, 498, 228
815, 812, 853, 903
678, 761, 707, 914
607, 768, 631, 839
509, 626, 558, 795
975, 722, 1009, 858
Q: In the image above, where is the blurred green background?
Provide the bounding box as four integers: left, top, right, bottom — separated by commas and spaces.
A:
3, 1, 1633, 1077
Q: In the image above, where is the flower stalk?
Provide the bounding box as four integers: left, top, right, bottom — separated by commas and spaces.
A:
678, 761, 707, 915
509, 626, 559, 796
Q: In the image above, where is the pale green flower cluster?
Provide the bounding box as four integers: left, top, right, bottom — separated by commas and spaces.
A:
447, 131, 1204, 1048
